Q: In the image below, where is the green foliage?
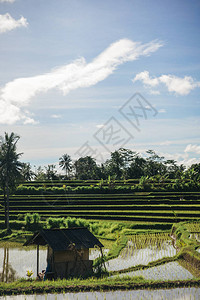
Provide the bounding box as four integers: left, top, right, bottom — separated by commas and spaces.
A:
171, 221, 200, 266
93, 254, 108, 277
46, 217, 65, 229
24, 213, 41, 230
32, 213, 40, 224
59, 154, 72, 178
138, 176, 148, 190
26, 270, 33, 278
0, 229, 10, 238
17, 214, 24, 221
106, 234, 128, 260
74, 156, 101, 180
0, 132, 23, 231
65, 217, 89, 228
9, 176, 200, 196
24, 213, 33, 225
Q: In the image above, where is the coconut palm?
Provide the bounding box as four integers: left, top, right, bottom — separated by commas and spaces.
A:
21, 162, 35, 181
59, 154, 72, 178
0, 132, 23, 232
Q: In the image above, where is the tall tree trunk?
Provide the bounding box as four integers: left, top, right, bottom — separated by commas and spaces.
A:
2, 247, 6, 282
3, 188, 7, 229
5, 248, 9, 282
6, 180, 10, 233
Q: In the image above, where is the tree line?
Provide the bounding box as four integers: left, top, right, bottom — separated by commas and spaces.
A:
0, 132, 200, 231
31, 149, 199, 182
1, 132, 200, 184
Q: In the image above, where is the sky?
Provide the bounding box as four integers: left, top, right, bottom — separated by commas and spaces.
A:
0, 0, 200, 168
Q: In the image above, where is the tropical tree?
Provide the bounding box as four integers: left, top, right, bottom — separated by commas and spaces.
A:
59, 154, 72, 178
0, 132, 23, 232
21, 162, 35, 181
74, 156, 100, 179
105, 150, 124, 179
187, 163, 200, 181
127, 154, 146, 179
34, 166, 46, 181
45, 164, 58, 180
144, 150, 166, 176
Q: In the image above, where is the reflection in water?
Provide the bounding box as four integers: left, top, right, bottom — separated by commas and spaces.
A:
1, 288, 200, 300
0, 246, 47, 282
106, 233, 177, 272
111, 261, 194, 281
0, 246, 105, 283
190, 233, 200, 242
0, 248, 17, 282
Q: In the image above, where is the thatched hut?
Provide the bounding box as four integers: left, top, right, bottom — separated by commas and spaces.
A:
24, 227, 104, 279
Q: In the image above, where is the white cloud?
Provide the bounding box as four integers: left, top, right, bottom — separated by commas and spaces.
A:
0, 100, 35, 124
0, 38, 163, 125
0, 13, 28, 33
0, 0, 15, 2
149, 90, 160, 95
133, 70, 159, 87
96, 124, 104, 129
158, 109, 166, 113
160, 140, 172, 146
159, 74, 200, 95
51, 114, 62, 119
133, 71, 200, 95
181, 157, 200, 167
184, 144, 200, 155
154, 150, 199, 167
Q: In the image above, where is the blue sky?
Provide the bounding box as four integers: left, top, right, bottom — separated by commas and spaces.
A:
0, 0, 200, 167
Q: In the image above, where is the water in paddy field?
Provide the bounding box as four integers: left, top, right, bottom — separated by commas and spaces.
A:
0, 244, 107, 282
0, 288, 200, 299
0, 233, 197, 283
0, 244, 47, 281
111, 261, 194, 281
106, 232, 177, 272
190, 233, 200, 242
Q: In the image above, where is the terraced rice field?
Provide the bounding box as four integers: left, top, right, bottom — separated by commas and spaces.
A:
113, 262, 194, 281
0, 244, 108, 282
0, 189, 200, 223
106, 233, 176, 272
1, 229, 200, 299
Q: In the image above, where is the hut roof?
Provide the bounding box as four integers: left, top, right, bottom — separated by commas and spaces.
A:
24, 227, 104, 251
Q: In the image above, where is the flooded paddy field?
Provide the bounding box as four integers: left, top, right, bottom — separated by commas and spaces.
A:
0, 233, 198, 282
106, 232, 176, 272
0, 232, 200, 299
0, 287, 200, 300
111, 261, 194, 281
0, 243, 108, 282
0, 243, 47, 281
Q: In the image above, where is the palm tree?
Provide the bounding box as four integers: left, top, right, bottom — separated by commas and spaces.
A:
59, 154, 72, 178
0, 132, 23, 232
21, 162, 35, 181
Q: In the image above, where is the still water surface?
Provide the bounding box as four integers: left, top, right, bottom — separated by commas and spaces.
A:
0, 288, 200, 300
0, 234, 193, 283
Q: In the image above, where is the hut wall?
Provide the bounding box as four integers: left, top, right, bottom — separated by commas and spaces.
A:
54, 260, 93, 279
47, 246, 53, 262
47, 247, 92, 279
54, 249, 89, 263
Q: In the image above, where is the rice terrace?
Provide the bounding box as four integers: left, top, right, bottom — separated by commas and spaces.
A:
0, 1, 200, 299
0, 133, 200, 299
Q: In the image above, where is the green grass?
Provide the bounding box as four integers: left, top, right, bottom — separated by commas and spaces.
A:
0, 276, 200, 296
